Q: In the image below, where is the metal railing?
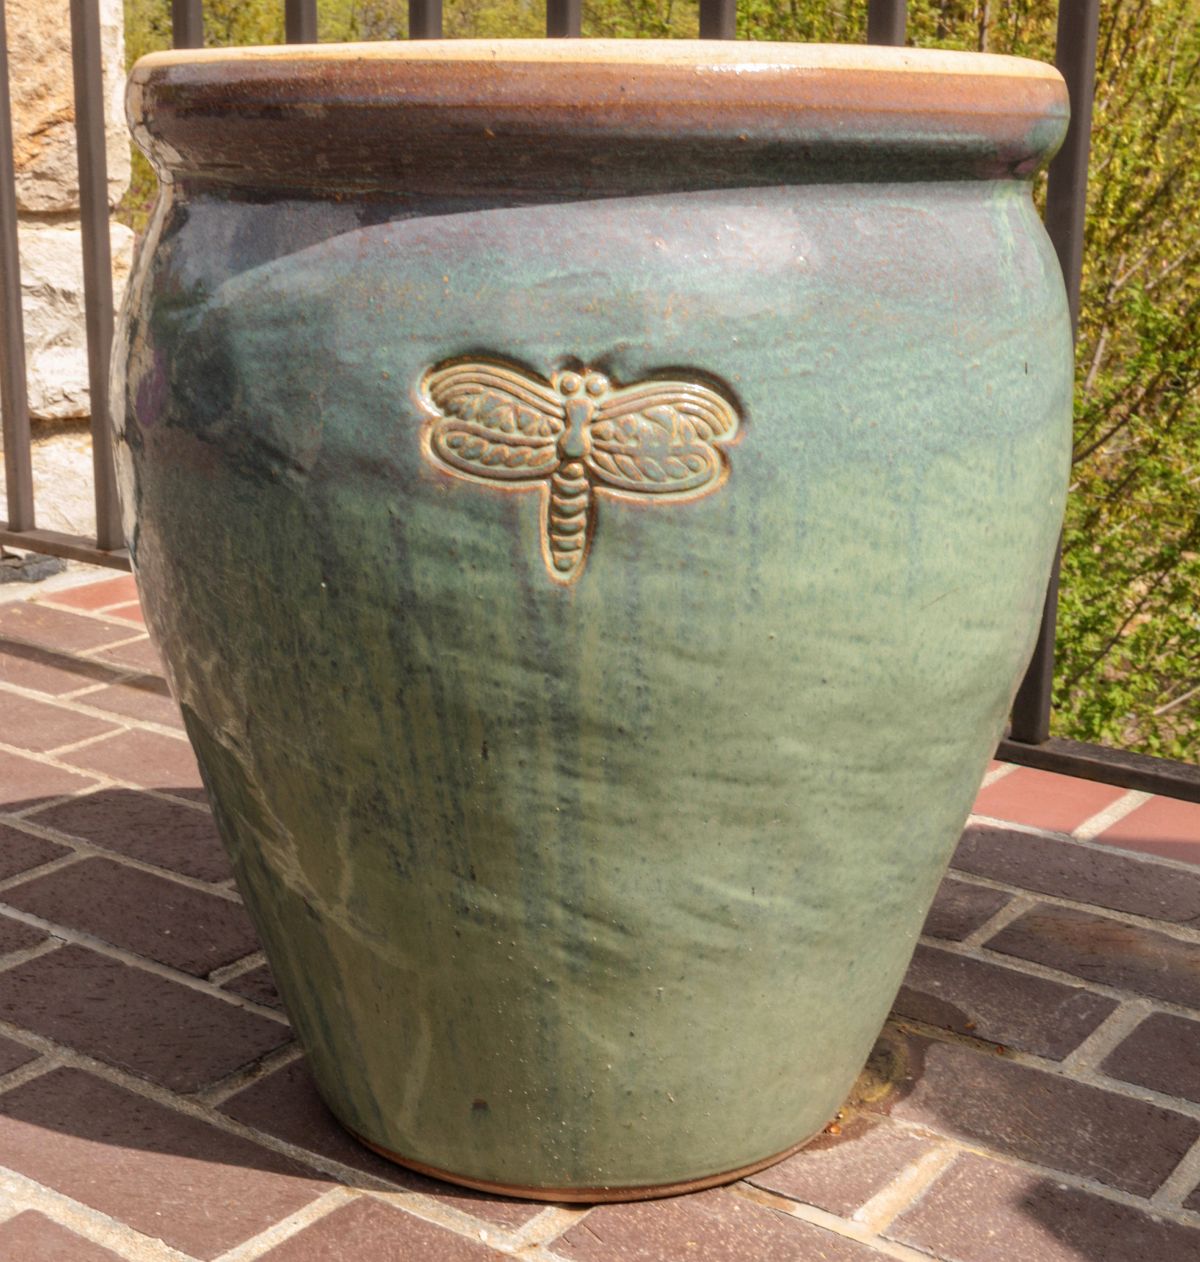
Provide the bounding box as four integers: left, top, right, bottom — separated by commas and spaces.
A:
1, 0, 1196, 799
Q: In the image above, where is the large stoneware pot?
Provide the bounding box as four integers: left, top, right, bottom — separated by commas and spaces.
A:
116, 41, 1071, 1199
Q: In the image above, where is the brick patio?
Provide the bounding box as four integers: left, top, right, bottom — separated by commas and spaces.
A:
1, 570, 1199, 1260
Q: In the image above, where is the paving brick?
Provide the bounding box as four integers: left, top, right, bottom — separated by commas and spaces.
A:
224, 962, 284, 1010
105, 600, 146, 625
986, 903, 1200, 1008
46, 575, 139, 611
0, 603, 131, 653
887, 1152, 1200, 1262
0, 1068, 325, 1259
893, 943, 1118, 1059
922, 875, 1011, 941
0, 692, 118, 753
27, 789, 231, 882
0, 1211, 126, 1262
874, 1033, 1199, 1196
1100, 1012, 1200, 1104
1094, 796, 1200, 867
0, 639, 121, 695
0, 909, 49, 956
0, 821, 69, 879
973, 768, 1126, 834
83, 675, 183, 729
747, 1116, 938, 1216
0, 749, 100, 807
953, 822, 1200, 923
3, 856, 258, 976
92, 636, 163, 676
0, 943, 290, 1092
0, 1030, 38, 1074
553, 1188, 882, 1261
60, 728, 202, 794
220, 1058, 545, 1229
258, 1198, 509, 1260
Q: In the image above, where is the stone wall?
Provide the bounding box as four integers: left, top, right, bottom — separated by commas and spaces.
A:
7, 0, 134, 423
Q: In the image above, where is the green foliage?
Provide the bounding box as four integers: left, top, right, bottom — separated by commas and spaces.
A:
120, 0, 1200, 757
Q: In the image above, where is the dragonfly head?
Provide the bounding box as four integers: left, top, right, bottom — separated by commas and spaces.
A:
556, 370, 610, 400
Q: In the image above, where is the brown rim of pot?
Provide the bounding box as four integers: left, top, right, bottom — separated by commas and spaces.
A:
128, 39, 1070, 198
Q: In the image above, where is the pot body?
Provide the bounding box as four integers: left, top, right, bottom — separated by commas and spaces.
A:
116, 43, 1072, 1194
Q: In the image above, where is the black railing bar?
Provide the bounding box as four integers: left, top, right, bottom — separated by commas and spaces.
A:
698, 0, 736, 40
172, 0, 204, 49
1009, 0, 1101, 744
409, 0, 443, 39
866, 0, 907, 46
997, 734, 1200, 804
0, 2, 34, 534
285, 0, 318, 44
0, 525, 130, 570
69, 0, 123, 553
546, 0, 582, 38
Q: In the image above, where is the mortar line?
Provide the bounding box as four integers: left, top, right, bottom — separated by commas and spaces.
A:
1058, 999, 1153, 1073
0, 817, 239, 901
0, 938, 65, 976
980, 762, 1018, 788
0, 902, 287, 1023
194, 1041, 303, 1108
1074, 789, 1153, 841
209, 1186, 356, 1262
732, 1183, 934, 1261
208, 952, 268, 987
0, 1165, 201, 1262
853, 1143, 960, 1233
957, 891, 1038, 949
1154, 1132, 1200, 1209
969, 811, 1200, 878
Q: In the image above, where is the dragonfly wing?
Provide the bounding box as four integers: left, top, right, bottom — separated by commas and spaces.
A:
585, 381, 739, 496
422, 360, 565, 482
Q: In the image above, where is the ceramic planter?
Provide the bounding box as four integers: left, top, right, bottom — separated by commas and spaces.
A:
115, 41, 1071, 1199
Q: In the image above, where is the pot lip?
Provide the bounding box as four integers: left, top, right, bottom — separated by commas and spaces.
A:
129, 39, 1068, 195
133, 38, 1059, 83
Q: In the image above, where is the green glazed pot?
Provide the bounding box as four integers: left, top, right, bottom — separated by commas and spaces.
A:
116, 40, 1071, 1199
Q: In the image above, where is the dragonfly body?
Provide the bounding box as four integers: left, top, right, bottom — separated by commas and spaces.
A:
421, 359, 740, 583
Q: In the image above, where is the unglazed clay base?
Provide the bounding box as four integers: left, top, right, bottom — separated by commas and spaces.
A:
346, 1126, 817, 1203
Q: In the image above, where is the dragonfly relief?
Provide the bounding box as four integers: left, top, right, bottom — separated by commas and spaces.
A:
419, 358, 741, 583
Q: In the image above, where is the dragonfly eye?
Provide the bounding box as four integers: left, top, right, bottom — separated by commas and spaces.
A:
585, 373, 609, 397
558, 371, 582, 396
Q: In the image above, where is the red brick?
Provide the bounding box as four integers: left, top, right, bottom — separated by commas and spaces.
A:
0, 692, 118, 753
92, 636, 163, 675
553, 1188, 882, 1261
874, 1033, 1199, 1196
224, 962, 284, 1010
748, 1116, 938, 1216
0, 603, 131, 653
973, 768, 1126, 834
0, 943, 290, 1092
83, 675, 183, 729
1093, 796, 1200, 867
894, 943, 1118, 1059
0, 749, 100, 807
0, 822, 69, 879
0, 910, 49, 956
0, 639, 121, 695
105, 600, 146, 625
3, 856, 258, 976
47, 575, 139, 611
60, 728, 202, 794
0, 1068, 325, 1259
0, 1030, 38, 1074
220, 1058, 545, 1229
953, 822, 1200, 923
28, 789, 231, 882
258, 1198, 508, 1261
887, 1152, 1200, 1262
0, 1212, 126, 1262
1101, 1012, 1200, 1104
923, 875, 1011, 941
986, 903, 1200, 1008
